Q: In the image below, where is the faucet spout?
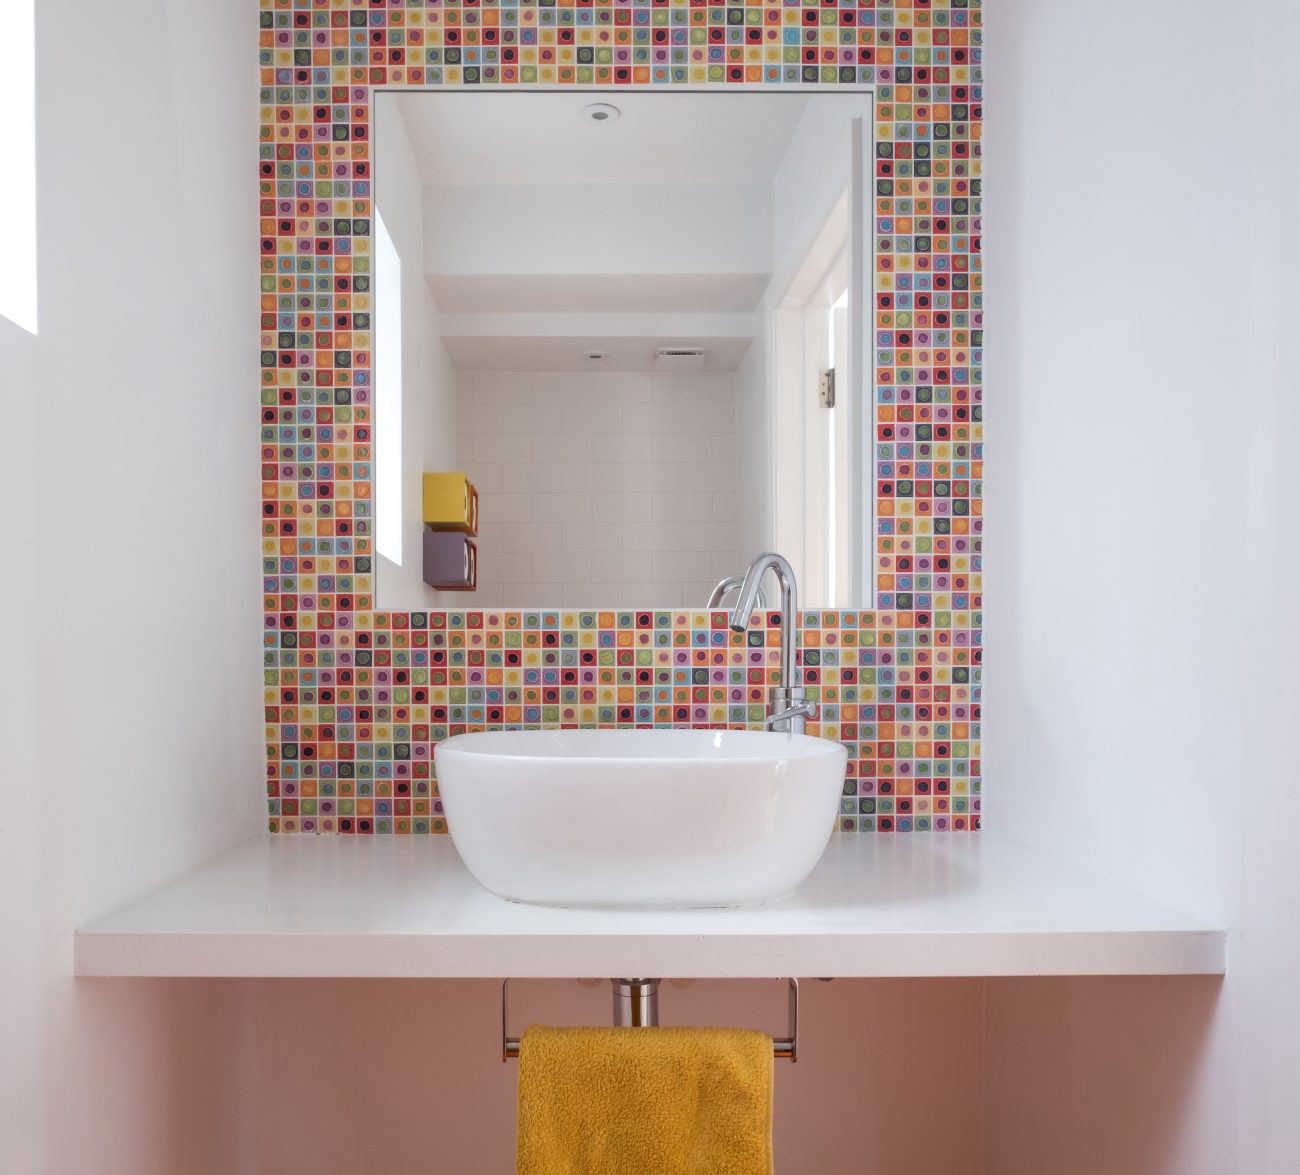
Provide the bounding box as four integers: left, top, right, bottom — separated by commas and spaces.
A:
728, 552, 800, 702
707, 574, 766, 611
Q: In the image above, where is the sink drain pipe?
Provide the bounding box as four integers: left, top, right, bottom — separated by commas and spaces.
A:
611, 978, 660, 1027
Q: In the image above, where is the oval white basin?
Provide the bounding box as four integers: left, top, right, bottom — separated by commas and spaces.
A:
434, 729, 848, 908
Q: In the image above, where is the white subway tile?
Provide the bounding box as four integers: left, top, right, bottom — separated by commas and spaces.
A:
529, 383, 569, 409
473, 433, 534, 464
629, 403, 684, 434
681, 521, 734, 552
695, 404, 733, 433
624, 520, 683, 553
508, 402, 556, 434
528, 434, 564, 465
565, 432, 602, 462
564, 402, 623, 434
459, 402, 504, 434
532, 493, 594, 522
559, 522, 594, 552
502, 521, 563, 553
482, 493, 534, 524
538, 372, 593, 401
712, 492, 738, 522
562, 463, 622, 493
481, 552, 534, 583
596, 373, 653, 403
470, 372, 536, 402
651, 433, 714, 463
597, 433, 645, 463
470, 584, 504, 610
626, 582, 681, 607
681, 581, 717, 607
651, 374, 713, 404
622, 462, 682, 493
533, 552, 587, 583
474, 522, 504, 554
561, 582, 608, 608
503, 582, 562, 607
652, 550, 715, 582
682, 463, 737, 493
651, 492, 703, 522
460, 463, 503, 493
563, 522, 626, 553
590, 551, 652, 583
501, 463, 565, 492
531, 432, 586, 464
711, 550, 747, 580
593, 493, 654, 523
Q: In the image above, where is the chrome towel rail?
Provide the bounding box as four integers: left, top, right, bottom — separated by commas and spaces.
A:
501, 977, 800, 1062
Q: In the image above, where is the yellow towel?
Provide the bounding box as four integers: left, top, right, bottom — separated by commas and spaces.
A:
517, 1025, 774, 1175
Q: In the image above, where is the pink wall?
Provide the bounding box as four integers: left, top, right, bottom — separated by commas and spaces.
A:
985, 979, 1228, 1175
249, 978, 985, 1175
37, 981, 258, 1175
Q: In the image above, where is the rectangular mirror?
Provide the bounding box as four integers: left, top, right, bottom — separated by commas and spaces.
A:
371, 90, 873, 611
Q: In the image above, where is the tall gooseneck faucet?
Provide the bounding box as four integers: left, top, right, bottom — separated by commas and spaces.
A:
728, 552, 816, 734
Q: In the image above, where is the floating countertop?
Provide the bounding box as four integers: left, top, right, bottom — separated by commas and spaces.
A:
74, 833, 1224, 979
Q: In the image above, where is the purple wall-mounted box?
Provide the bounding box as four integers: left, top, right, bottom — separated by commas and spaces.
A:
422, 529, 477, 591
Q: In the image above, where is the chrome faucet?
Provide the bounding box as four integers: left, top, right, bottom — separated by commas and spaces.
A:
707, 574, 766, 610
727, 552, 817, 735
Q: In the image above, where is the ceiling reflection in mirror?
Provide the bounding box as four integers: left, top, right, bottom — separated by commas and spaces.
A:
372, 90, 873, 611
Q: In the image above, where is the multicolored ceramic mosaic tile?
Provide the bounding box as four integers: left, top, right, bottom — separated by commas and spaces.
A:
259, 0, 982, 835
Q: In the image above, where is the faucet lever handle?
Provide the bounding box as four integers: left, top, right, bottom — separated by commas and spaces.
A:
765, 699, 817, 728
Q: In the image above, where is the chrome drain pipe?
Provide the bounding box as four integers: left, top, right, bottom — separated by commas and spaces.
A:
611, 978, 660, 1027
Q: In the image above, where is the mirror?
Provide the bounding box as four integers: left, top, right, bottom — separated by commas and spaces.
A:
371, 90, 873, 610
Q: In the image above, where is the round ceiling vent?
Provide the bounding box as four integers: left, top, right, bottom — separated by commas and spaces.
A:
580, 103, 621, 125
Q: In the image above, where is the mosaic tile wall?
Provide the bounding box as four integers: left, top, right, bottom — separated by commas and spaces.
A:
259, 0, 982, 835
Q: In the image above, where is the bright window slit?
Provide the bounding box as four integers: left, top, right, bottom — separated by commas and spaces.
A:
0, 0, 37, 334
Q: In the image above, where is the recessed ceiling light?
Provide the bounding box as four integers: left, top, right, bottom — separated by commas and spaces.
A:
580, 103, 620, 125
585, 351, 607, 361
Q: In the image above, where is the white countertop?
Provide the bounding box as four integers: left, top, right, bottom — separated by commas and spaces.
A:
74, 833, 1224, 979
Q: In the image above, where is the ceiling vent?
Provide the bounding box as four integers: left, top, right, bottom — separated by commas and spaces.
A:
654, 347, 706, 373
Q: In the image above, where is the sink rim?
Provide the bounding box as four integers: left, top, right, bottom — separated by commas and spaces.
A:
436, 728, 845, 766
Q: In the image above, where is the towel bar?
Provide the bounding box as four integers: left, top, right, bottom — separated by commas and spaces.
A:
502, 977, 800, 1062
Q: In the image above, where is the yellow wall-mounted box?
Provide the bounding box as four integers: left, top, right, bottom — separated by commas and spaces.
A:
421, 472, 478, 534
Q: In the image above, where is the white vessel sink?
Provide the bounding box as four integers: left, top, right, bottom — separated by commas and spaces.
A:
434, 729, 848, 908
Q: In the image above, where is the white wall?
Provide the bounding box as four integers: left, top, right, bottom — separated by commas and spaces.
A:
982, 0, 1250, 913
982, 0, 1298, 1170
374, 96, 460, 610
0, 0, 265, 1170
16, 7, 1300, 1167
452, 370, 741, 607
0, 315, 42, 1174
770, 95, 871, 293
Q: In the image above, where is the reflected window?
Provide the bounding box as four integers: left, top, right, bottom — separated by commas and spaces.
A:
0, 0, 37, 333
375, 208, 403, 566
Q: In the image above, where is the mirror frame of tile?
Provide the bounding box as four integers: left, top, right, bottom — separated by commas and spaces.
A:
259, 0, 982, 836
